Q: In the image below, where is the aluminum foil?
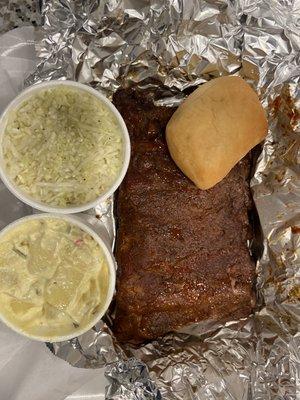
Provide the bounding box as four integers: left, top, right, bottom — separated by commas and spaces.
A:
105, 358, 162, 400
20, 0, 300, 398
0, 0, 41, 34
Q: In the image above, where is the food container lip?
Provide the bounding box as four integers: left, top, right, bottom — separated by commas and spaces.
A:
0, 79, 131, 214
0, 213, 116, 343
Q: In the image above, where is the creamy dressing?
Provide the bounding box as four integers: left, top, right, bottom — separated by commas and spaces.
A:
0, 218, 109, 339
3, 86, 124, 207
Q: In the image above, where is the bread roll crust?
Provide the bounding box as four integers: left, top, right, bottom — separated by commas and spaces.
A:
166, 76, 268, 189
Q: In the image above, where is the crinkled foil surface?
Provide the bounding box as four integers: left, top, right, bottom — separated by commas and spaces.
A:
16, 0, 300, 398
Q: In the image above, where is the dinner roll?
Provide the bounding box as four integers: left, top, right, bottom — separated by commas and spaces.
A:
166, 76, 268, 189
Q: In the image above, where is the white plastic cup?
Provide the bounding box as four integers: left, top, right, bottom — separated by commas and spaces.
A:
0, 80, 130, 213
0, 213, 116, 342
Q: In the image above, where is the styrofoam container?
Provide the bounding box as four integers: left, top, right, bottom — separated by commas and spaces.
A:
0, 213, 116, 342
0, 80, 130, 213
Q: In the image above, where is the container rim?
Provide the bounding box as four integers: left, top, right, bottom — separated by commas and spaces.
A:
0, 80, 131, 214
0, 213, 116, 342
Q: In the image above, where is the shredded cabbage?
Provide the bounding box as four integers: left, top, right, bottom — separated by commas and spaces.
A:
2, 86, 124, 207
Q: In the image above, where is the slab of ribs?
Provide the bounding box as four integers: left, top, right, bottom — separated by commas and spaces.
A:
113, 87, 256, 343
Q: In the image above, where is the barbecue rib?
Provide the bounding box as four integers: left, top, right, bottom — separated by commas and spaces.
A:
113, 87, 256, 343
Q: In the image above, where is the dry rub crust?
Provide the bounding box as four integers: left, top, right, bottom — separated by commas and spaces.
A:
113, 87, 256, 343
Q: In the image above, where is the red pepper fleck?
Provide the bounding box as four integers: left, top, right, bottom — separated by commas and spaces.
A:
291, 226, 300, 234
